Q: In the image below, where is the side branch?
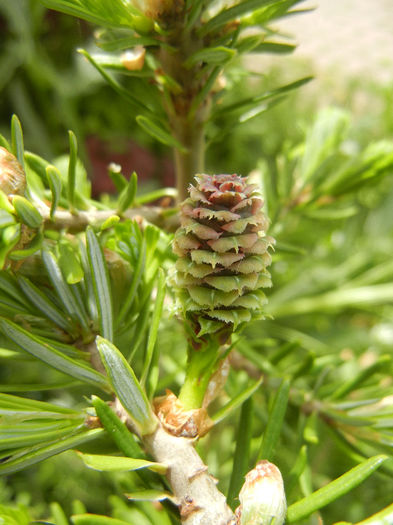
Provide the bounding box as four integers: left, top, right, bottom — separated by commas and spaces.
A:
41, 206, 179, 232
144, 425, 235, 525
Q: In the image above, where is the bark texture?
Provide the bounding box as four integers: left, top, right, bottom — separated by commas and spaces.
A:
145, 425, 235, 525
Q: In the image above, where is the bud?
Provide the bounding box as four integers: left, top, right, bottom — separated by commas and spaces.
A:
121, 46, 146, 71
153, 390, 212, 437
0, 147, 26, 196
235, 461, 286, 525
129, 0, 183, 22
172, 174, 274, 341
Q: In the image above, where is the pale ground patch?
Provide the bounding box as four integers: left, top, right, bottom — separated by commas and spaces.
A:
246, 0, 393, 83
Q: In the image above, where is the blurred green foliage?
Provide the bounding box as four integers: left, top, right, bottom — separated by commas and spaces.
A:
0, 0, 157, 180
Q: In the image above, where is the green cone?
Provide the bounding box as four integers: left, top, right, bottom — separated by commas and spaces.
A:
173, 173, 274, 339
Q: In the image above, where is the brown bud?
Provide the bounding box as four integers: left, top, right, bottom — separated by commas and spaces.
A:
0, 147, 26, 196
153, 390, 213, 437
144, 0, 183, 20
129, 0, 183, 21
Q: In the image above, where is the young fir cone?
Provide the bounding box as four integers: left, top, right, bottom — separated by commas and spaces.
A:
173, 173, 274, 342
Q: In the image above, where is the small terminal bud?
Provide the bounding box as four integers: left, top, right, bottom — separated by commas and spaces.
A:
235, 460, 286, 525
140, 0, 181, 20
0, 147, 26, 196
124, 0, 182, 22
121, 46, 146, 71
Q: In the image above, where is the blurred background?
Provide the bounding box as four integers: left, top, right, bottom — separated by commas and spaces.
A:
254, 0, 393, 81
1, 0, 393, 196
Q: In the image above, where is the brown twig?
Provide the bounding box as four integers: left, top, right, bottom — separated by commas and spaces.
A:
41, 205, 180, 232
